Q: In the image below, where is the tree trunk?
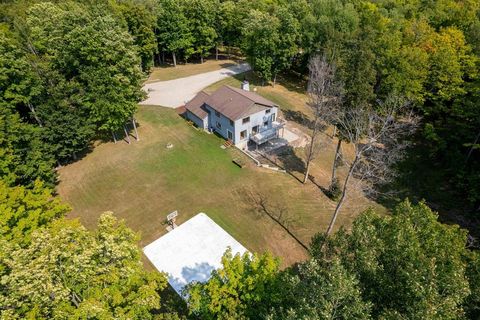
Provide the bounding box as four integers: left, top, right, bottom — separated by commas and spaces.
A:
132, 118, 139, 141
303, 127, 318, 184
112, 131, 117, 144
326, 153, 359, 235
27, 102, 42, 127
200, 55, 204, 64
124, 126, 131, 144
215, 46, 219, 60
227, 46, 231, 59
172, 52, 177, 67
272, 74, 277, 87
465, 129, 480, 164
332, 126, 337, 139
330, 139, 342, 186
161, 50, 165, 64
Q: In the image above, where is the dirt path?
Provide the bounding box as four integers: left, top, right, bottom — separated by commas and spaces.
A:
140, 63, 251, 107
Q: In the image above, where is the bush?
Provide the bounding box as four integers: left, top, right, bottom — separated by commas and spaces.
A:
326, 178, 341, 200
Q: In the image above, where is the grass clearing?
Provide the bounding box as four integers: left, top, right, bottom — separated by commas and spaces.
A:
58, 106, 380, 268
146, 59, 242, 83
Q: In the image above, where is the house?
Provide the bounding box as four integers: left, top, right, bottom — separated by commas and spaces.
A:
185, 82, 284, 149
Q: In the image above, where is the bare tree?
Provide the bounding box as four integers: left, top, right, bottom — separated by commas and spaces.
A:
325, 95, 419, 235
304, 55, 342, 184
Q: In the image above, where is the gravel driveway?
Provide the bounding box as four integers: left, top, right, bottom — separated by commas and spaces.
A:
140, 63, 251, 107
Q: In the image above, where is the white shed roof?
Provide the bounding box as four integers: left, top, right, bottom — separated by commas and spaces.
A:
143, 213, 248, 296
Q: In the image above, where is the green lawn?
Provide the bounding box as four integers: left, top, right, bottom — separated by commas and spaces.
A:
58, 106, 379, 268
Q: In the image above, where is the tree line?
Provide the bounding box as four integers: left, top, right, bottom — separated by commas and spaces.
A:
0, 0, 479, 318
2, 0, 479, 223
187, 200, 480, 319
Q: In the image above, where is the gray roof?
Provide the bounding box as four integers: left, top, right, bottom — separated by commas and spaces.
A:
205, 86, 277, 121
185, 91, 209, 119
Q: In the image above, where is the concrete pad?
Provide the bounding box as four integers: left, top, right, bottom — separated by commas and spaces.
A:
140, 63, 251, 108
143, 213, 248, 296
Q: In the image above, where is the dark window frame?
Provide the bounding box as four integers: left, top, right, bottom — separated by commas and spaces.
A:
240, 130, 247, 140
242, 117, 250, 124
216, 121, 222, 129
266, 109, 271, 114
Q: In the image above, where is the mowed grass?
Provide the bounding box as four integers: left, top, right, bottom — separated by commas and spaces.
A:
146, 59, 241, 83
57, 106, 379, 268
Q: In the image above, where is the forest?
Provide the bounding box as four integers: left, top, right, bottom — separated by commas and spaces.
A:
0, 0, 479, 318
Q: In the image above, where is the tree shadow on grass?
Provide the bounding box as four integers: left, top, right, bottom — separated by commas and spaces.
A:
257, 145, 306, 184
282, 109, 315, 130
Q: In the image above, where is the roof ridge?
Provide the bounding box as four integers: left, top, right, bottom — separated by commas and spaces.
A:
225, 85, 256, 103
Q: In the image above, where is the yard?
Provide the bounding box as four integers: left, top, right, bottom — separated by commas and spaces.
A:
58, 65, 384, 268
58, 108, 381, 268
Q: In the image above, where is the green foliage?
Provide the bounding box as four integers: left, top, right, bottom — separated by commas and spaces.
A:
311, 200, 472, 319
183, 0, 219, 61
187, 249, 280, 319
117, 0, 158, 71
157, 0, 193, 58
0, 107, 56, 187
55, 14, 144, 132
0, 179, 70, 246
241, 6, 300, 83
0, 213, 169, 319
268, 258, 372, 319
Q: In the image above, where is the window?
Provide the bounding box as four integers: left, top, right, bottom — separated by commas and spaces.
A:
240, 130, 247, 140
215, 111, 221, 117
229, 119, 234, 126
252, 125, 259, 134
266, 109, 271, 114
271, 113, 276, 122
264, 121, 269, 127
216, 121, 222, 129
242, 117, 250, 124
227, 130, 233, 140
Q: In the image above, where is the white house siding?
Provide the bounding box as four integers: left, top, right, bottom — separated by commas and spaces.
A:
234, 107, 278, 149
186, 111, 207, 129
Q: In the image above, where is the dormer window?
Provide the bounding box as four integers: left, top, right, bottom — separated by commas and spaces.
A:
242, 117, 250, 124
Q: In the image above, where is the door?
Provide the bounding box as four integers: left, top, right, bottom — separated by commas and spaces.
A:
252, 125, 259, 135
227, 130, 233, 141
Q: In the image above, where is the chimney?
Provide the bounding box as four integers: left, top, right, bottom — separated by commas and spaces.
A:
241, 80, 250, 91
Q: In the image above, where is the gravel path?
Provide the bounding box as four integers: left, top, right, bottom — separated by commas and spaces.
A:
140, 63, 251, 107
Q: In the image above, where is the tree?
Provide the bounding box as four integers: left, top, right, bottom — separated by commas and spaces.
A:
157, 0, 193, 67
0, 213, 172, 319
183, 0, 219, 63
187, 249, 280, 319
268, 258, 372, 319
312, 200, 472, 319
0, 106, 56, 187
326, 96, 418, 235
303, 55, 342, 184
0, 179, 70, 247
117, 0, 158, 71
55, 15, 144, 133
241, 7, 300, 85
